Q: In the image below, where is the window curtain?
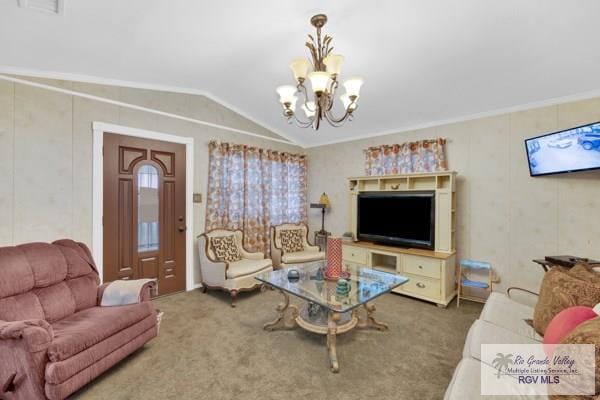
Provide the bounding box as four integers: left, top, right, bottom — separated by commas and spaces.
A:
205, 141, 308, 255
364, 138, 448, 176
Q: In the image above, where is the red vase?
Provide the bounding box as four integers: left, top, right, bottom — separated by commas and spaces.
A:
325, 236, 343, 280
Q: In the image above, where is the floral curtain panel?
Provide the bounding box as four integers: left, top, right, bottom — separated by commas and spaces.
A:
364, 138, 448, 176
205, 141, 308, 254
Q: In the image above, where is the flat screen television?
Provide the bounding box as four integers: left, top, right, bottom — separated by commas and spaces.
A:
357, 191, 435, 250
525, 121, 600, 176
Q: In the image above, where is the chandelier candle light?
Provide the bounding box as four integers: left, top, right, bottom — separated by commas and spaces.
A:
276, 14, 364, 130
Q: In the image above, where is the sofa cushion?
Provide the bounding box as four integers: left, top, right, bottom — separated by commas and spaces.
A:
463, 319, 539, 362
0, 292, 45, 321
45, 313, 157, 384
227, 258, 272, 279
34, 282, 76, 323
65, 274, 101, 312
48, 302, 155, 362
280, 229, 305, 253
55, 244, 98, 279
533, 268, 600, 336
44, 326, 157, 400
282, 250, 325, 264
19, 243, 67, 288
0, 246, 34, 299
480, 293, 541, 341
444, 358, 544, 400
210, 235, 242, 263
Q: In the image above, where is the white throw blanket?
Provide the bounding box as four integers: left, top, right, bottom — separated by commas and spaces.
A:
101, 279, 156, 306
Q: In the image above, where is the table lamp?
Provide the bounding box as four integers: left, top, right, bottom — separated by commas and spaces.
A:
310, 192, 330, 234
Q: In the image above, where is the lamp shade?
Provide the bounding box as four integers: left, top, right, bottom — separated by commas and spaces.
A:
302, 101, 316, 118
340, 93, 358, 111
288, 95, 298, 112
290, 59, 310, 81
343, 77, 364, 97
323, 54, 344, 75
308, 71, 331, 95
276, 85, 297, 104
319, 192, 331, 208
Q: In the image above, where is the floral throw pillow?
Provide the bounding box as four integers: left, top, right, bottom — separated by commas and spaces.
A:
210, 235, 242, 263
280, 229, 305, 253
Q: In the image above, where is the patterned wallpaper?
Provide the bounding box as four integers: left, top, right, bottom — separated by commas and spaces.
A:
306, 97, 600, 293
0, 77, 302, 285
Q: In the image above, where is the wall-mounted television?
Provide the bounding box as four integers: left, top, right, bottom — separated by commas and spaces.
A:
525, 121, 600, 176
357, 191, 435, 250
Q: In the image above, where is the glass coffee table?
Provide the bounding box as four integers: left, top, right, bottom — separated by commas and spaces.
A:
256, 261, 409, 372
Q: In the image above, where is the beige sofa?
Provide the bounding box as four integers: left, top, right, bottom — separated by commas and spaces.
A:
198, 229, 273, 307
269, 223, 324, 269
444, 290, 547, 399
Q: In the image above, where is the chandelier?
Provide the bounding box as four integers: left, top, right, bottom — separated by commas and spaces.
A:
276, 14, 364, 130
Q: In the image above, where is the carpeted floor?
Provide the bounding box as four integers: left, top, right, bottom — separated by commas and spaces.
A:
73, 289, 482, 400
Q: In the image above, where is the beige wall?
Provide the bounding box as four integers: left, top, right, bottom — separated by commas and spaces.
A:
307, 97, 600, 292
0, 76, 303, 285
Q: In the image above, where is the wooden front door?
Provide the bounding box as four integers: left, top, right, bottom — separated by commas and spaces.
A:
103, 133, 186, 295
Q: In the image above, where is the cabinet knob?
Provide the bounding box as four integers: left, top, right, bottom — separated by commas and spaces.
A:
416, 282, 426, 289
418, 265, 423, 269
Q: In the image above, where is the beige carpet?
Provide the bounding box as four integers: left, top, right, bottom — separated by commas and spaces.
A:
73, 289, 482, 400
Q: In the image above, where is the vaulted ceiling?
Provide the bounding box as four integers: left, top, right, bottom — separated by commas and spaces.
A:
1, 0, 600, 147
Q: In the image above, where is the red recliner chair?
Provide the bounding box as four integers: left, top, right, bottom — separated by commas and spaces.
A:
0, 240, 157, 399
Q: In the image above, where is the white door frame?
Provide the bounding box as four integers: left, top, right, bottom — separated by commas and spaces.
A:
92, 121, 195, 291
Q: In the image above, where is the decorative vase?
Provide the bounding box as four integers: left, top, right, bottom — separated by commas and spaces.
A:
325, 236, 343, 280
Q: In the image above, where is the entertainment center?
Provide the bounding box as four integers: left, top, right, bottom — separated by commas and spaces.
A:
344, 171, 457, 307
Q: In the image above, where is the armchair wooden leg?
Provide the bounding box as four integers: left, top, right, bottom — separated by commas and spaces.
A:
230, 290, 238, 307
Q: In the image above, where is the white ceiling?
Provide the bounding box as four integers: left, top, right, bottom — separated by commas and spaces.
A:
1, 0, 600, 147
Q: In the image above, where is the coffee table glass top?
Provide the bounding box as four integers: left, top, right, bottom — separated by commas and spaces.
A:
256, 261, 409, 313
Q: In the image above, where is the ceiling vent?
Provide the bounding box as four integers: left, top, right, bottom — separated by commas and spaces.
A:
18, 0, 64, 15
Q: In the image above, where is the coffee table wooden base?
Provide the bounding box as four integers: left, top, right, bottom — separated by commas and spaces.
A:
264, 289, 389, 373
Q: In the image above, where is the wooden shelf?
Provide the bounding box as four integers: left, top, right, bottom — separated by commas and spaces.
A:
348, 241, 455, 260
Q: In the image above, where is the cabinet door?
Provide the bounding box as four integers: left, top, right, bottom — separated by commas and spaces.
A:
402, 255, 442, 279
400, 273, 441, 300
342, 245, 368, 264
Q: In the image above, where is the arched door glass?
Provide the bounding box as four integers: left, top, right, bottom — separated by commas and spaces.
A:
137, 164, 159, 252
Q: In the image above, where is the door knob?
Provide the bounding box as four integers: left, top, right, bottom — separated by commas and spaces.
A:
178, 226, 187, 232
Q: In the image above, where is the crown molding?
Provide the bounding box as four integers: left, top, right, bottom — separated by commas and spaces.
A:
0, 73, 302, 147
303, 88, 600, 148
0, 65, 303, 147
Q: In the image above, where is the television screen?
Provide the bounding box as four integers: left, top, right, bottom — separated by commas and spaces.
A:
525, 121, 600, 176
357, 191, 435, 249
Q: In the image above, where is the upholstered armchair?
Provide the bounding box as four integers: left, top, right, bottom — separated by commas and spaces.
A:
270, 223, 325, 269
198, 229, 273, 307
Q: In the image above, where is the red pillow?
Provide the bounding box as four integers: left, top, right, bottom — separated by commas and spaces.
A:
543, 306, 598, 355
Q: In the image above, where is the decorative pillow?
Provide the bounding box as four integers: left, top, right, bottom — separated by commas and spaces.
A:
543, 306, 598, 355
569, 263, 600, 285
548, 316, 600, 399
279, 229, 305, 253
210, 235, 242, 263
533, 267, 600, 336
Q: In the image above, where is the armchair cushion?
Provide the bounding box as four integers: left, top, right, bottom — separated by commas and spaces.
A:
282, 250, 325, 264
280, 229, 305, 253
210, 235, 242, 263
48, 302, 155, 362
227, 258, 272, 279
